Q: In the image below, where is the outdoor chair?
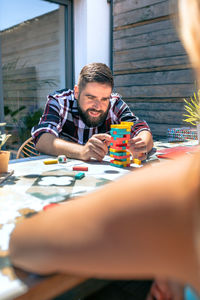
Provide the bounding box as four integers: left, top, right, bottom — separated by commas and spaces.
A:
16, 137, 40, 159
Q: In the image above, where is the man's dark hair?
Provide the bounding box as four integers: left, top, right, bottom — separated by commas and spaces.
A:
78, 63, 114, 93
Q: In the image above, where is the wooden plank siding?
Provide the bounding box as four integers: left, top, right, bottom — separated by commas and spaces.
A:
3, 67, 37, 115
1, 10, 60, 116
112, 0, 196, 138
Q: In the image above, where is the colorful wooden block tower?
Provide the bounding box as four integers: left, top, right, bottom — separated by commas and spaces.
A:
110, 121, 133, 168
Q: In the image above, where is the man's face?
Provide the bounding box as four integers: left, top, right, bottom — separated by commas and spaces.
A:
75, 82, 112, 127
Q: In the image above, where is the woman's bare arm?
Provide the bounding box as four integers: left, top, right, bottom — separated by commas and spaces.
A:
9, 153, 200, 292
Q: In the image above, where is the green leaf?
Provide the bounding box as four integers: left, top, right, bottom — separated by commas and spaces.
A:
183, 89, 200, 125
0, 134, 11, 150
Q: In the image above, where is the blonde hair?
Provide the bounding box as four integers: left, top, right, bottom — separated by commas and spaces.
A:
178, 0, 200, 75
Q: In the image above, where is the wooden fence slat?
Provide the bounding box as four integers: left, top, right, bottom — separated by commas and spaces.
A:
114, 18, 173, 39
114, 69, 195, 86
113, 55, 190, 73
114, 1, 169, 28
133, 109, 185, 124
114, 0, 165, 15
114, 42, 185, 64
1, 11, 59, 49
116, 84, 194, 98
127, 101, 185, 111
114, 28, 179, 51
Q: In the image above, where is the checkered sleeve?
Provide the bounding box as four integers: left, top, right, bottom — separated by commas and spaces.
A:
31, 95, 62, 144
111, 94, 152, 137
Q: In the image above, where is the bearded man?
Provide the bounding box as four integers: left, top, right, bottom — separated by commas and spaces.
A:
32, 62, 153, 161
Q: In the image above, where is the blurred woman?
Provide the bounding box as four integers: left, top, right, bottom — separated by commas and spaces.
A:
9, 0, 200, 298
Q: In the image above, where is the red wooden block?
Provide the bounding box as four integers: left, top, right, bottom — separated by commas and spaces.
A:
111, 142, 127, 147
73, 166, 88, 171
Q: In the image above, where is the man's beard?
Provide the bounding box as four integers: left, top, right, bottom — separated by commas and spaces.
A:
77, 102, 109, 127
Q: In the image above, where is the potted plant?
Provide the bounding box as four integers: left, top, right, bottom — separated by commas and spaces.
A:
0, 123, 11, 173
183, 89, 200, 144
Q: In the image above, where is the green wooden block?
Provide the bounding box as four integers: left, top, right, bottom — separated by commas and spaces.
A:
75, 172, 85, 179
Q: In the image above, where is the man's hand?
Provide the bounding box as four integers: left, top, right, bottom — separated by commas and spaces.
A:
128, 130, 153, 161
128, 136, 148, 161
81, 134, 111, 161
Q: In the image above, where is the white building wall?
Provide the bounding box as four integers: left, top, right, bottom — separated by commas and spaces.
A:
74, 0, 110, 83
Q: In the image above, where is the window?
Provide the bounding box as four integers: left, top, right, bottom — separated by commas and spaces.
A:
0, 0, 73, 150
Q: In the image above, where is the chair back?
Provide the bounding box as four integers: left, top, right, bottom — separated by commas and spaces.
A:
16, 137, 40, 159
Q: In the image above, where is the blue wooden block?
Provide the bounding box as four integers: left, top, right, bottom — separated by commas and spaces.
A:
75, 172, 85, 179
110, 128, 129, 134
114, 158, 127, 162
110, 151, 127, 156
110, 163, 125, 168
112, 135, 124, 140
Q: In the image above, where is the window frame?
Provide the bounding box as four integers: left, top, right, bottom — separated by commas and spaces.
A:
44, 0, 74, 88
0, 37, 4, 124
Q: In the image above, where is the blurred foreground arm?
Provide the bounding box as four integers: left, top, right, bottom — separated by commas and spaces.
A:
9, 152, 200, 293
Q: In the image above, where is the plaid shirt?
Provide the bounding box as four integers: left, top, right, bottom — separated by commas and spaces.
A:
32, 89, 151, 145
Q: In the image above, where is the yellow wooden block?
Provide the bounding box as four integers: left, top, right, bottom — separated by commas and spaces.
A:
43, 159, 58, 165
133, 158, 141, 165
110, 121, 133, 132
110, 148, 126, 153
110, 124, 129, 130
112, 158, 131, 165
110, 151, 130, 157
120, 121, 133, 127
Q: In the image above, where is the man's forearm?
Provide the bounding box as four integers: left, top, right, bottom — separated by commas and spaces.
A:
36, 133, 84, 159
137, 130, 153, 152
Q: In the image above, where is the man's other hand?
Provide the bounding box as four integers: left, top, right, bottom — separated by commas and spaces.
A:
128, 136, 148, 161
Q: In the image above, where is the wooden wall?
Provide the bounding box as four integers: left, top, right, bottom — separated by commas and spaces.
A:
112, 0, 196, 138
1, 10, 60, 117
3, 67, 37, 115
